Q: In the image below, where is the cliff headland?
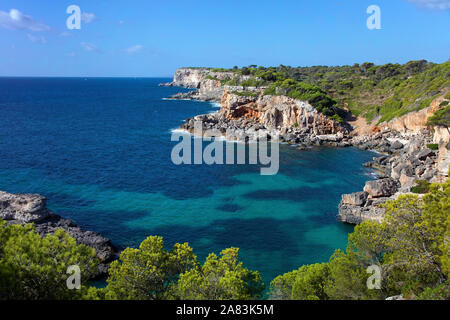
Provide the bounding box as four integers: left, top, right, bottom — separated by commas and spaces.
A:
162, 62, 450, 224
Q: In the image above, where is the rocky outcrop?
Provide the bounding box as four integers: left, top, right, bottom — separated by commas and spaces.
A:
160, 68, 212, 88
342, 191, 368, 206
165, 68, 349, 140
339, 127, 447, 224
338, 195, 387, 224
220, 90, 347, 134
339, 178, 399, 224
364, 178, 400, 198
170, 78, 225, 102
161, 68, 255, 102
0, 191, 119, 277
433, 126, 450, 178
0, 192, 51, 223
180, 90, 349, 145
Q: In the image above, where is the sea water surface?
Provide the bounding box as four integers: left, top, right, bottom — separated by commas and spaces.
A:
0, 77, 375, 285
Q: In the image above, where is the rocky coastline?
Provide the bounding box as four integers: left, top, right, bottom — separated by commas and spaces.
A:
163, 68, 450, 225
0, 191, 119, 277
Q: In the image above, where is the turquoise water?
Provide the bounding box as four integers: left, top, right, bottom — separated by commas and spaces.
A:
0, 77, 375, 285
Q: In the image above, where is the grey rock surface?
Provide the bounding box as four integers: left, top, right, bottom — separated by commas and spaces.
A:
0, 191, 119, 277
364, 178, 400, 198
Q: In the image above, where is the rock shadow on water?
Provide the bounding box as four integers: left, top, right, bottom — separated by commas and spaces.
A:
216, 203, 243, 213
307, 210, 340, 227
135, 217, 298, 253
133, 217, 332, 259
44, 192, 97, 209
243, 186, 329, 203
157, 166, 251, 201
140, 217, 335, 280
51, 208, 155, 250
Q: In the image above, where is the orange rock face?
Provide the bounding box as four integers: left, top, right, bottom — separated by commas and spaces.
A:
383, 97, 445, 134
219, 90, 347, 135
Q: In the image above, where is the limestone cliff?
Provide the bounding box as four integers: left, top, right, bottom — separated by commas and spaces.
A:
164, 68, 348, 138
219, 90, 346, 134
167, 68, 211, 88
383, 97, 445, 134
164, 68, 254, 102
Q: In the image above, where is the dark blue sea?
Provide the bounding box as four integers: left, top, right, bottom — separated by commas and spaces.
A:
0, 77, 375, 285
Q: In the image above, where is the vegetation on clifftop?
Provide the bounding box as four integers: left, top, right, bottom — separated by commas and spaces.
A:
206, 61, 450, 124
263, 79, 346, 122
427, 105, 450, 129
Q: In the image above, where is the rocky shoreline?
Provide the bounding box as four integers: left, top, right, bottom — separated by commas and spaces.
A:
163, 68, 450, 225
338, 129, 441, 224
0, 191, 119, 277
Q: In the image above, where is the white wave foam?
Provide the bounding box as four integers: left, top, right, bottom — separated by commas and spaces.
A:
162, 98, 193, 101
170, 128, 190, 134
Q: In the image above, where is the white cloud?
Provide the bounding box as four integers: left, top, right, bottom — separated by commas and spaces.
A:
66, 52, 76, 57
406, 0, 450, 10
81, 42, 102, 53
125, 45, 144, 54
81, 12, 97, 23
60, 32, 73, 37
0, 8, 50, 31
27, 33, 46, 44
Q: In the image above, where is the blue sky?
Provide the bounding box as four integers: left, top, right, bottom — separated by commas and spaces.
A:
0, 0, 449, 77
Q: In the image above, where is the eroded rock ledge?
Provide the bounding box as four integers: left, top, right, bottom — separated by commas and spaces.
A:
0, 191, 119, 277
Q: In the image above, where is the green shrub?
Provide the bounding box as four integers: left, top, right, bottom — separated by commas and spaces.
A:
411, 180, 431, 194
427, 144, 439, 150
263, 79, 345, 121
427, 105, 450, 128
445, 92, 450, 100
205, 75, 219, 81
418, 280, 450, 300
232, 91, 258, 97
0, 221, 98, 300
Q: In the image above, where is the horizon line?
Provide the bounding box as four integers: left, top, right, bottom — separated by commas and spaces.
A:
0, 76, 173, 78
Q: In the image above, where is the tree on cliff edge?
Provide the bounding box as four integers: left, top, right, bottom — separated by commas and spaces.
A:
0, 222, 98, 300
269, 178, 449, 300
